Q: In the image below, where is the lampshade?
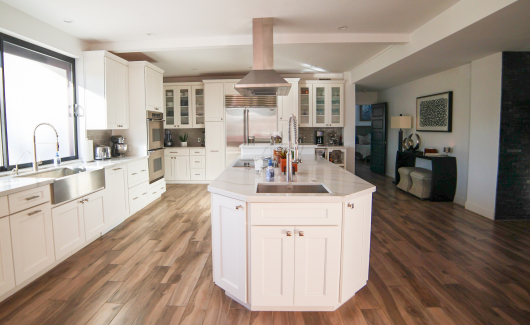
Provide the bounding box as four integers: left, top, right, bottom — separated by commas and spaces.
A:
391, 116, 412, 129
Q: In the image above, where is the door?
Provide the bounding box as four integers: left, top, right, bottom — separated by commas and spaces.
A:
104, 166, 129, 229
341, 196, 372, 302
211, 195, 247, 303
164, 87, 176, 128
205, 83, 224, 122
177, 86, 192, 128
0, 217, 15, 296
329, 85, 343, 127
174, 156, 190, 180
313, 85, 327, 127
294, 226, 341, 306
52, 200, 86, 260
251, 226, 295, 306
206, 121, 226, 180
299, 86, 312, 127
83, 191, 105, 242
370, 102, 387, 175
193, 86, 205, 127
10, 204, 55, 284
165, 156, 175, 180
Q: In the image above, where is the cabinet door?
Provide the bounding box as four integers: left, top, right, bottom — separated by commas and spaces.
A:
115, 61, 129, 128
299, 86, 312, 127
154, 69, 164, 109
176, 86, 192, 128
192, 86, 205, 127
205, 83, 224, 122
146, 67, 163, 112
165, 156, 175, 180
52, 200, 86, 260
341, 195, 372, 301
211, 195, 247, 303
329, 85, 343, 127
251, 226, 295, 306
104, 166, 129, 229
10, 204, 55, 284
279, 121, 289, 145
174, 156, 190, 180
278, 82, 298, 122
205, 121, 226, 180
0, 217, 15, 297
164, 87, 177, 128
294, 226, 341, 306
84, 190, 105, 242
105, 57, 117, 128
313, 85, 327, 127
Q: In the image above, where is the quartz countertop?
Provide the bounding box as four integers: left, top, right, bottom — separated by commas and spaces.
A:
208, 154, 375, 203
239, 143, 348, 149
0, 156, 147, 197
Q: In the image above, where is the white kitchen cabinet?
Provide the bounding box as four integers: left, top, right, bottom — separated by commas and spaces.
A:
298, 85, 313, 127
211, 195, 247, 303
84, 51, 129, 130
312, 84, 344, 127
174, 156, 190, 181
192, 86, 205, 127
146, 66, 163, 112
83, 190, 106, 242
277, 79, 300, 122
51, 200, 86, 260
164, 83, 204, 128
206, 122, 226, 180
104, 165, 129, 228
10, 203, 55, 285
0, 217, 15, 297
165, 148, 205, 183
294, 226, 341, 306
129, 181, 149, 215
148, 178, 166, 203
204, 82, 224, 122
164, 156, 175, 181
127, 159, 149, 188
341, 195, 372, 302
0, 196, 8, 218
251, 226, 295, 306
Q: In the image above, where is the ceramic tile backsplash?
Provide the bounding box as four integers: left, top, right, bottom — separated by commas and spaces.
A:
298, 127, 344, 145
87, 130, 112, 147
165, 128, 205, 147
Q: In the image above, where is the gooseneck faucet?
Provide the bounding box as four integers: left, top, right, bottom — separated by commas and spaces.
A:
33, 123, 59, 172
286, 114, 301, 182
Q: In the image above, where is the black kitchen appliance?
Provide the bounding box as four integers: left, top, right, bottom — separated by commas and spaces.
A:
315, 130, 324, 145
164, 130, 173, 147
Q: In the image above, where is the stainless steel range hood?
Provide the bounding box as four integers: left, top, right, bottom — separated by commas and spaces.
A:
235, 18, 291, 96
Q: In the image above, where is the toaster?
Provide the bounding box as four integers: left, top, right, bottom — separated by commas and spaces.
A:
94, 145, 112, 160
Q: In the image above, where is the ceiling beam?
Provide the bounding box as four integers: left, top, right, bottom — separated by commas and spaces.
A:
90, 33, 409, 53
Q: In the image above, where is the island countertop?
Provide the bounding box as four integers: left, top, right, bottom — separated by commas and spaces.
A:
208, 154, 376, 203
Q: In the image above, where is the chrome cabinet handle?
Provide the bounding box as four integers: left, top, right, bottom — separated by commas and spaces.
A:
286, 231, 292, 236
211, 150, 219, 152
141, 170, 146, 172
160, 187, 164, 190
133, 197, 138, 200
28, 210, 42, 216
132, 173, 138, 175
142, 193, 147, 195
195, 174, 200, 176
299, 231, 305, 236
113, 167, 122, 171
235, 205, 243, 210
25, 195, 40, 201
152, 192, 157, 194
194, 161, 200, 163
347, 203, 354, 209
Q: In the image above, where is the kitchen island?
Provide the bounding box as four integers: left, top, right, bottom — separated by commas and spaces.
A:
208, 154, 376, 311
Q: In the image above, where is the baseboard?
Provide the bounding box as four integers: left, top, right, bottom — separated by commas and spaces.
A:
465, 201, 495, 220
166, 180, 210, 184
453, 195, 466, 206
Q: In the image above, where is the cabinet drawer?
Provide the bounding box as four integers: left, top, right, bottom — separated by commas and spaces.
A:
148, 179, 166, 203
129, 181, 149, 215
190, 156, 205, 169
0, 196, 8, 217
190, 169, 205, 180
190, 148, 205, 156
8, 185, 51, 214
165, 148, 189, 156
127, 159, 149, 188
250, 202, 342, 226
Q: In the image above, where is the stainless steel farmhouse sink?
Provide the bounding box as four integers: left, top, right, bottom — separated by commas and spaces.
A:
256, 183, 331, 194
17, 167, 105, 204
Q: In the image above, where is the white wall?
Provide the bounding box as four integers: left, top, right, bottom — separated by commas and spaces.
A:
343, 73, 356, 173
465, 53, 502, 219
377, 65, 472, 205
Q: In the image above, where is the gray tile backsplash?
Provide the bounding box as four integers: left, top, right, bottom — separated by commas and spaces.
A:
87, 130, 112, 147
298, 127, 344, 145
164, 128, 206, 147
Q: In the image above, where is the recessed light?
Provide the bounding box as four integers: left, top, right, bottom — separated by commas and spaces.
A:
147, 33, 156, 36
64, 19, 73, 23
338, 26, 348, 30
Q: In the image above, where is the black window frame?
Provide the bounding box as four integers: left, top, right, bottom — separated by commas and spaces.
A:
0, 33, 78, 172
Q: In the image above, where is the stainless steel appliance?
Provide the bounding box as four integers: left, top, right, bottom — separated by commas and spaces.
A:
315, 131, 324, 145
225, 96, 278, 165
315, 148, 326, 159
95, 145, 111, 160
110, 135, 128, 158
147, 111, 165, 183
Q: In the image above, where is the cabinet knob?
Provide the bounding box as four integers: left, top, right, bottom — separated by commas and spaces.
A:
299, 231, 305, 236
286, 231, 292, 237
347, 203, 354, 209
236, 205, 243, 210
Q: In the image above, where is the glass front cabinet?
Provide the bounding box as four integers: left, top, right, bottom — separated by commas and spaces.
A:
299, 83, 344, 127
164, 84, 204, 128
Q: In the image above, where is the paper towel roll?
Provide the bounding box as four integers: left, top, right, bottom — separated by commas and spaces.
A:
85, 140, 94, 162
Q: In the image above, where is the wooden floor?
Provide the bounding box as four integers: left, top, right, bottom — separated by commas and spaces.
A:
1, 162, 530, 325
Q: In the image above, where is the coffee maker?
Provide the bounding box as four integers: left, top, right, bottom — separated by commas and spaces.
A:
315, 131, 324, 145
110, 136, 128, 158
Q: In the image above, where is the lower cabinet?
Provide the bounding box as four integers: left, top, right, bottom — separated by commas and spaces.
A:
51, 199, 86, 260
0, 217, 15, 296
148, 178, 166, 203
10, 203, 55, 285
251, 225, 341, 307
166, 155, 189, 181
165, 148, 205, 182
129, 181, 149, 215
83, 191, 106, 241
104, 165, 129, 227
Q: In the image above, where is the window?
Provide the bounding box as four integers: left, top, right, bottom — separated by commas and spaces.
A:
0, 34, 77, 171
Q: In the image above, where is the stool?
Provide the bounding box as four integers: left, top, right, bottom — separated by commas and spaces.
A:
409, 168, 433, 199
397, 167, 417, 192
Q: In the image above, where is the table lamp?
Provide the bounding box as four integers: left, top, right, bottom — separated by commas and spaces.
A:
391, 114, 412, 152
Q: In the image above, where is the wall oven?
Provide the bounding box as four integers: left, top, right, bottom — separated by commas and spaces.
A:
147, 111, 165, 183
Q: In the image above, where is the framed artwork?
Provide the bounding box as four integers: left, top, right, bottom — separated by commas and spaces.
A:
360, 105, 372, 121
416, 91, 453, 132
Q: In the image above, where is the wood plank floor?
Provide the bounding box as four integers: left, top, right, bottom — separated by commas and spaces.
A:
1, 161, 530, 324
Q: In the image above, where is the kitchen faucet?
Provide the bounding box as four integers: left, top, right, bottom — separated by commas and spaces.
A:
33, 123, 59, 172
286, 114, 301, 182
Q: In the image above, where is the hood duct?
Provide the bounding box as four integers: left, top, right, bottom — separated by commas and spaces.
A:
235, 18, 291, 97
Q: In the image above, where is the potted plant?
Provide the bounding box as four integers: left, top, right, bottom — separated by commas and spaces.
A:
178, 132, 188, 147
278, 148, 297, 174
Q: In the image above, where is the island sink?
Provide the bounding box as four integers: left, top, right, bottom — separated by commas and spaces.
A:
256, 183, 330, 194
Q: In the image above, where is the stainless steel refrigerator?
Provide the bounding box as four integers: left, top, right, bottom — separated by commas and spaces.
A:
225, 106, 277, 165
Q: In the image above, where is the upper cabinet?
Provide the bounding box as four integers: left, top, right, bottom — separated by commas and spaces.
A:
298, 82, 344, 127
278, 78, 300, 122
299, 85, 313, 127
128, 61, 164, 112
145, 67, 164, 111
164, 83, 204, 128
204, 82, 224, 122
84, 51, 129, 130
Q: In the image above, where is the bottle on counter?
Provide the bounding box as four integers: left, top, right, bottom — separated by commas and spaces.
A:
266, 159, 275, 182
53, 151, 61, 167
